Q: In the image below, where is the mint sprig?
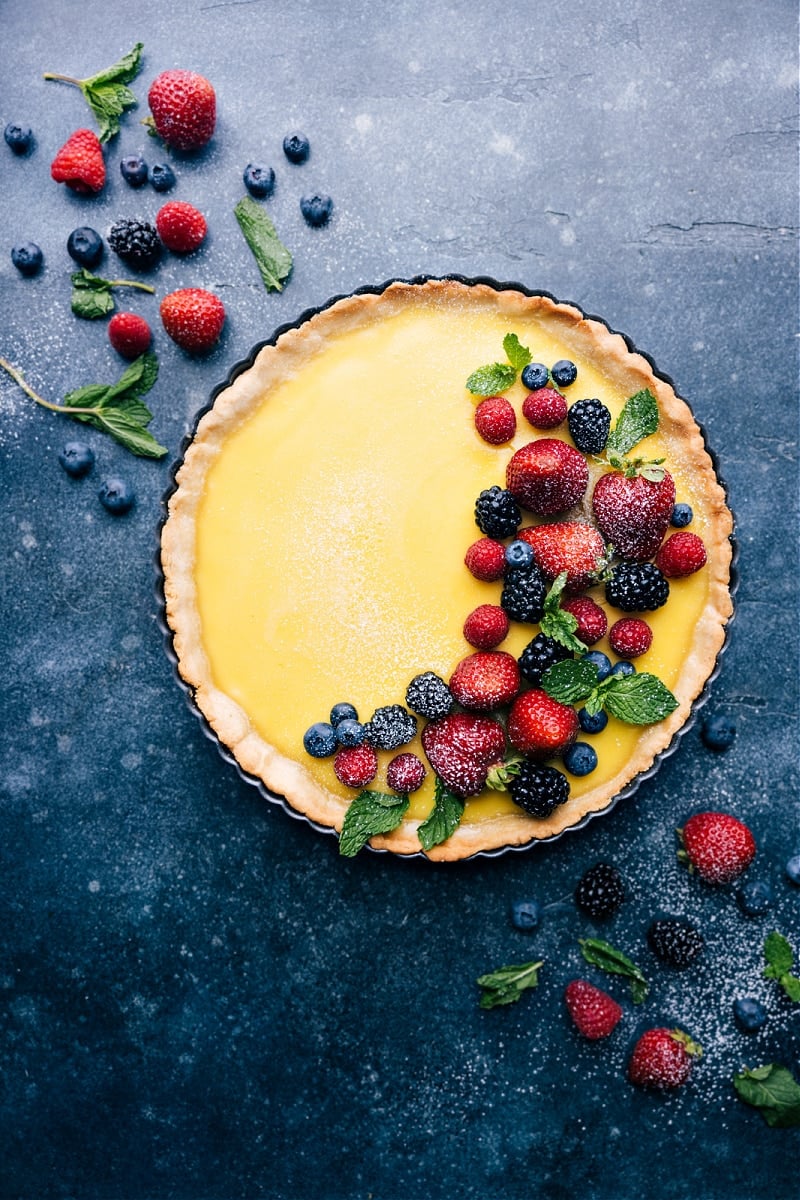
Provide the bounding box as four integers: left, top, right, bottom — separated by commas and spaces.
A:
605, 388, 659, 458
476, 959, 544, 1009
338, 789, 409, 857
466, 332, 532, 396
579, 937, 649, 1003
734, 1064, 800, 1127
234, 196, 293, 292
539, 573, 587, 654
43, 43, 144, 143
417, 775, 464, 851
763, 931, 800, 1002
71, 269, 155, 319
542, 657, 678, 725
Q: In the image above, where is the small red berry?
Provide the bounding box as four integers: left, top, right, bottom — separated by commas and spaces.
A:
50, 128, 106, 194
506, 438, 589, 515
334, 743, 378, 789
564, 979, 622, 1040
628, 1028, 702, 1090
386, 752, 426, 794
147, 69, 216, 151
474, 395, 516, 445
155, 200, 208, 254
107, 312, 152, 360
560, 596, 608, 645
160, 287, 225, 353
507, 689, 579, 757
449, 651, 520, 711
522, 387, 568, 430
463, 604, 510, 650
464, 537, 506, 582
655, 531, 708, 578
609, 617, 653, 658
679, 811, 756, 883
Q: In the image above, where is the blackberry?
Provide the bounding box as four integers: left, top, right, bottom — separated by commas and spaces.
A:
475, 485, 521, 539
605, 561, 669, 612
108, 218, 162, 269
567, 398, 611, 454
405, 672, 453, 720
363, 704, 417, 750
574, 862, 625, 917
518, 633, 572, 686
501, 565, 546, 623
509, 760, 570, 818
647, 918, 704, 969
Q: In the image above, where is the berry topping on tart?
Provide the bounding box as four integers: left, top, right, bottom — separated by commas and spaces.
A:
506, 438, 589, 515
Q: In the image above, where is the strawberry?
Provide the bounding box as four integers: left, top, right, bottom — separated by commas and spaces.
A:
608, 616, 652, 658
474, 395, 516, 445
463, 605, 509, 651
507, 689, 579, 757
464, 537, 506, 582
155, 201, 208, 254
560, 595, 607, 645
628, 1027, 702, 1089
108, 312, 152, 360
518, 521, 606, 593
678, 811, 756, 883
506, 438, 588, 515
147, 69, 216, 151
421, 712, 506, 797
592, 468, 676, 561
386, 752, 426, 794
564, 980, 622, 1040
655, 531, 707, 578
522, 387, 567, 430
334, 743, 378, 788
449, 651, 520, 710
160, 288, 225, 353
50, 128, 105, 194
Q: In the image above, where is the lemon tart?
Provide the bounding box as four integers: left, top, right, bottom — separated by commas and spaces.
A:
160, 277, 734, 860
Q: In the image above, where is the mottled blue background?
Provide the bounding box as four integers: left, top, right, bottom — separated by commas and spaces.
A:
1, 2, 798, 1198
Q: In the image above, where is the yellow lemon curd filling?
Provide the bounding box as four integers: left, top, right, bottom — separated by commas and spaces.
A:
193, 303, 710, 824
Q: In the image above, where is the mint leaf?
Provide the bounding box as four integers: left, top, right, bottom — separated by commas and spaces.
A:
466, 362, 517, 396
602, 672, 679, 725
579, 937, 649, 1003
764, 931, 794, 978
782, 975, 800, 1002
89, 408, 167, 458
234, 196, 293, 292
539, 574, 587, 653
103, 350, 159, 402
339, 790, 409, 857
503, 333, 532, 372
417, 775, 464, 851
44, 43, 143, 142
734, 1065, 800, 1128
606, 388, 659, 457
71, 269, 154, 320
477, 959, 544, 1010
542, 657, 598, 706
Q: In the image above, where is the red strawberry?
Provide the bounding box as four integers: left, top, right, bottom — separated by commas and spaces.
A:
506, 438, 588, 515
155, 201, 208, 254
518, 521, 606, 593
160, 288, 225, 353
334, 743, 378, 788
386, 752, 426, 794
560, 595, 607, 645
147, 69, 216, 151
449, 651, 520, 711
609, 617, 652, 658
463, 605, 509, 651
50, 128, 105, 194
507, 689, 579, 757
522, 387, 567, 430
678, 811, 756, 883
564, 980, 622, 1040
421, 712, 506, 797
474, 395, 516, 445
592, 468, 676, 561
464, 537, 506, 582
628, 1027, 702, 1090
108, 312, 152, 360
655, 531, 707, 578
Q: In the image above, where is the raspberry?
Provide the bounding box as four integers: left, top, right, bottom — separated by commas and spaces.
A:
474, 395, 516, 444
567, 398, 611, 454
560, 596, 607, 645
334, 743, 378, 788
463, 604, 510, 650
386, 752, 426, 794
474, 485, 521, 538
521, 387, 567, 430
655, 531, 708, 578
155, 201, 208, 254
464, 537, 506, 582
108, 219, 162, 269
564, 980, 623, 1040
160, 288, 226, 353
108, 312, 152, 360
50, 128, 106, 194
609, 617, 653, 658
449, 651, 520, 710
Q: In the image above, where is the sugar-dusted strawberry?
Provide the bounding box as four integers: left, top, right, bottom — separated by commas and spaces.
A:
449, 651, 520, 711
463, 605, 510, 651
108, 312, 152, 360
464, 537, 506, 582
609, 617, 652, 658
386, 752, 426, 794
507, 689, 579, 757
147, 69, 216, 151
50, 128, 105, 194
655, 531, 707, 578
474, 395, 516, 445
155, 201, 208, 254
628, 1028, 702, 1090
518, 521, 607, 593
678, 811, 756, 883
160, 288, 225, 353
334, 743, 378, 788
506, 438, 589, 516
421, 712, 507, 797
592, 467, 676, 561
564, 980, 622, 1040
522, 387, 567, 430
560, 595, 607, 645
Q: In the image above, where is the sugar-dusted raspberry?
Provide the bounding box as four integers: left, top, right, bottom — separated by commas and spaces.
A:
522, 387, 567, 430
474, 395, 516, 445
655, 531, 708, 578
464, 537, 506, 582
560, 595, 608, 645
108, 312, 152, 360
609, 617, 653, 658
386, 752, 426, 794
463, 604, 510, 650
334, 743, 378, 788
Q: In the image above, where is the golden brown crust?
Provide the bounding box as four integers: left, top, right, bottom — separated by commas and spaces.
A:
161, 278, 734, 861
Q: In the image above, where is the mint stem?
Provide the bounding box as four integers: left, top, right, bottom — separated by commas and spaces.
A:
108, 280, 155, 293
42, 71, 83, 86
0, 357, 96, 416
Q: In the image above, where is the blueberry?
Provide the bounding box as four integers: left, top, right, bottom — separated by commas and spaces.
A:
511, 899, 542, 930
283, 132, 310, 163
701, 713, 736, 751
609, 660, 636, 677
4, 122, 33, 155
505, 539, 534, 570
120, 155, 148, 187
578, 707, 608, 734
149, 163, 176, 193
11, 242, 43, 276
551, 359, 577, 387
98, 477, 135, 515
733, 997, 767, 1033
300, 193, 333, 227
737, 880, 773, 917
303, 721, 337, 758
243, 163, 276, 198
330, 702, 358, 727
671, 502, 693, 528
67, 226, 104, 268
582, 650, 611, 681
58, 441, 94, 479
563, 742, 598, 776
786, 855, 800, 886
521, 362, 549, 391
336, 719, 364, 748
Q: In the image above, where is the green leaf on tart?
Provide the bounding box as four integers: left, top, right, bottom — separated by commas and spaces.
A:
601, 673, 679, 725
733, 1064, 800, 1127
339, 789, 409, 857
476, 959, 544, 1010
542, 657, 598, 706
417, 775, 465, 851
539, 573, 587, 654
502, 332, 532, 372
579, 937, 649, 1003
466, 361, 518, 396
606, 388, 659, 457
